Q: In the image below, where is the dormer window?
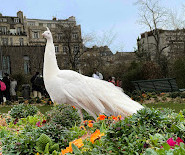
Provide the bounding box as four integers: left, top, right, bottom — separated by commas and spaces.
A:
33, 31, 39, 39
55, 46, 59, 53
14, 18, 19, 23
57, 33, 62, 40
72, 33, 78, 39
28, 22, 35, 26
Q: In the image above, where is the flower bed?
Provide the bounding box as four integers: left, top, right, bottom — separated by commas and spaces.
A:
1, 104, 185, 154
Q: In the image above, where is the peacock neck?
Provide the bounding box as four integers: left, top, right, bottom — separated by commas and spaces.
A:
43, 39, 60, 79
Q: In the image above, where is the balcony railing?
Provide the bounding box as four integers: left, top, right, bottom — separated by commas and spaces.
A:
0, 31, 27, 36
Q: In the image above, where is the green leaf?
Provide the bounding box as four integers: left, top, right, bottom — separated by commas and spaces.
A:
71, 143, 82, 155
44, 143, 50, 154
163, 143, 170, 151
145, 148, 158, 155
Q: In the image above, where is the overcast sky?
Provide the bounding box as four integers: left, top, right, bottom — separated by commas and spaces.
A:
0, 0, 184, 53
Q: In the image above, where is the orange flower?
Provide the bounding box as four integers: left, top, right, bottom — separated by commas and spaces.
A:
61, 138, 84, 155
88, 120, 94, 123
72, 106, 75, 109
88, 123, 93, 127
69, 138, 84, 148
83, 120, 88, 124
112, 115, 117, 120
61, 146, 73, 155
142, 94, 147, 98
97, 115, 107, 120
90, 129, 105, 144
160, 93, 165, 96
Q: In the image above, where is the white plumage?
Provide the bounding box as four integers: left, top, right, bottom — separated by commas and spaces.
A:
42, 27, 144, 120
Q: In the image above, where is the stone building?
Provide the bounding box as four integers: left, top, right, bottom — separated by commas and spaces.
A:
0, 11, 83, 76
80, 45, 113, 73
137, 29, 185, 62
112, 52, 137, 65
0, 46, 44, 76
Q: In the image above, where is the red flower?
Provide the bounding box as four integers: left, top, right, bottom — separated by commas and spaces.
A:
166, 137, 184, 148
42, 120, 47, 124
36, 121, 41, 127
176, 137, 184, 146
167, 138, 176, 147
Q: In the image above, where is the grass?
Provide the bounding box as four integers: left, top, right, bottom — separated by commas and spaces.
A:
0, 105, 53, 114
1, 102, 185, 114
144, 102, 185, 112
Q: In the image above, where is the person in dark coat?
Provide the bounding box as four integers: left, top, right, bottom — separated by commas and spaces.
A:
31, 72, 43, 98
2, 73, 11, 101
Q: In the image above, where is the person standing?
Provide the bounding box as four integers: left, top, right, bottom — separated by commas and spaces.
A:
10, 78, 17, 101
31, 72, 43, 99
2, 73, 11, 101
92, 68, 103, 80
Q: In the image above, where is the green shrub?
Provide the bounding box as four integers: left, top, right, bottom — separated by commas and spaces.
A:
172, 58, 185, 89
38, 123, 71, 148
46, 104, 80, 128
1, 125, 41, 154
10, 104, 38, 118
169, 92, 181, 98
104, 108, 177, 154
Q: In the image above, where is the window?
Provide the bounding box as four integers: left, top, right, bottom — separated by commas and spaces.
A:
72, 33, 78, 39
19, 38, 24, 46
33, 32, 39, 38
28, 22, 35, 26
3, 18, 7, 22
55, 46, 59, 53
14, 18, 19, 23
2, 38, 8, 45
0, 26, 7, 34
57, 33, 62, 40
10, 38, 13, 45
3, 56, 10, 74
0, 18, 7, 22
63, 46, 68, 54
23, 56, 30, 74
17, 27, 21, 35
39, 23, 43, 27
73, 45, 79, 54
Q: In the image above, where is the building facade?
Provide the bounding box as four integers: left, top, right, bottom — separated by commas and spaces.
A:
137, 29, 185, 62
0, 11, 83, 76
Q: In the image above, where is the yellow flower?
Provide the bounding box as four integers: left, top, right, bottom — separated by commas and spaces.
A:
80, 126, 86, 130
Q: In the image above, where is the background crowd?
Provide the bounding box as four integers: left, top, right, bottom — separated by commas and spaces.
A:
0, 68, 121, 104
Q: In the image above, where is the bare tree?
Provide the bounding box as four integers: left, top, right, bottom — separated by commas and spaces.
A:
82, 27, 117, 48
136, 0, 170, 65
56, 24, 83, 71
30, 46, 44, 74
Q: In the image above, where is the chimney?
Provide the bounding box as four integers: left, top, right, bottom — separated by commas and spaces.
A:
17, 11, 23, 23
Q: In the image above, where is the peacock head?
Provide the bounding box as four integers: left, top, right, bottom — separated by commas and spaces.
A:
42, 27, 52, 40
